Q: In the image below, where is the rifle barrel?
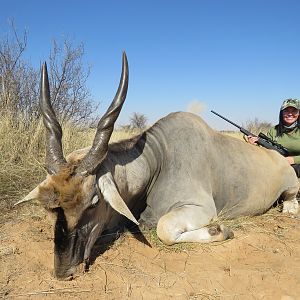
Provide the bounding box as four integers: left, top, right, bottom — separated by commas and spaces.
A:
211, 110, 254, 136
211, 110, 242, 130
210, 110, 289, 157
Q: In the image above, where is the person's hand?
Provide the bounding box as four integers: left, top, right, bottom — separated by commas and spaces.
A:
285, 156, 295, 165
246, 136, 259, 145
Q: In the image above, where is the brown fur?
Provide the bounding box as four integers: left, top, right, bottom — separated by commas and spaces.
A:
38, 164, 84, 210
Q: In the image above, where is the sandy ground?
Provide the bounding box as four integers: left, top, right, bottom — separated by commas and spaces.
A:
0, 205, 299, 300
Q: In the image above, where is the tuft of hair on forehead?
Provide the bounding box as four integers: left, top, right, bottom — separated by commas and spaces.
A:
66, 147, 90, 165
38, 164, 84, 210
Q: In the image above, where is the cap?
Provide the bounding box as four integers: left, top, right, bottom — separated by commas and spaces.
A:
280, 98, 300, 110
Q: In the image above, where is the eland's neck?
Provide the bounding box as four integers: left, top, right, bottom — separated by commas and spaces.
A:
104, 132, 162, 202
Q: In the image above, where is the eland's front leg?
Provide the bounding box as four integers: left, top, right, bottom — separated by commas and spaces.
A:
156, 204, 234, 245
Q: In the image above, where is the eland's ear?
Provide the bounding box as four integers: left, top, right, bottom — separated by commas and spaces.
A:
98, 173, 139, 225
14, 184, 41, 206
14, 179, 60, 210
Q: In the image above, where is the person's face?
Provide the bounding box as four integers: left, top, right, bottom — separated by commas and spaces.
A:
282, 106, 299, 126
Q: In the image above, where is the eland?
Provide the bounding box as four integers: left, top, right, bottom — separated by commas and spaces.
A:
20, 52, 299, 279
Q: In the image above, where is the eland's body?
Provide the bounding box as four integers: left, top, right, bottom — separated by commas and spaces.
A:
24, 53, 299, 279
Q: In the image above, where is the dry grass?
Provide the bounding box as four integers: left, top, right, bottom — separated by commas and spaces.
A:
0, 115, 44, 215
0, 113, 139, 219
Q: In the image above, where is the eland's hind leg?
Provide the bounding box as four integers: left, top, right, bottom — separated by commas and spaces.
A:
282, 183, 299, 214
156, 204, 233, 245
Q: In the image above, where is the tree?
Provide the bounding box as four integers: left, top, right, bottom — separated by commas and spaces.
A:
0, 20, 39, 119
48, 39, 98, 124
130, 112, 147, 129
0, 21, 97, 124
243, 118, 272, 135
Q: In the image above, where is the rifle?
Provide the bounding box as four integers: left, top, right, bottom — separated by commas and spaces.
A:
211, 110, 290, 157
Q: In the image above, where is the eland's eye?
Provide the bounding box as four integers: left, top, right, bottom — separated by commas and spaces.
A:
89, 195, 99, 209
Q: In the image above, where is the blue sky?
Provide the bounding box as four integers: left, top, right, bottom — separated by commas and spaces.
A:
1, 0, 299, 130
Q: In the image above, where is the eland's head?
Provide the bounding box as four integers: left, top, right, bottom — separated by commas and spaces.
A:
26, 53, 138, 279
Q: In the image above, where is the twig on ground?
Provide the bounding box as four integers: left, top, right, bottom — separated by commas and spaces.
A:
8, 287, 95, 298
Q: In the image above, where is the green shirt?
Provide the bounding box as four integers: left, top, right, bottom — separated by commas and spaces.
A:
267, 127, 300, 164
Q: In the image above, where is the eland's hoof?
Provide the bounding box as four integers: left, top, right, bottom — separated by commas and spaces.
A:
220, 224, 234, 240
282, 200, 299, 215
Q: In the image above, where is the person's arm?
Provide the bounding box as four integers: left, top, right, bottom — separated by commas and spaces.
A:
266, 127, 276, 140
268, 128, 295, 164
